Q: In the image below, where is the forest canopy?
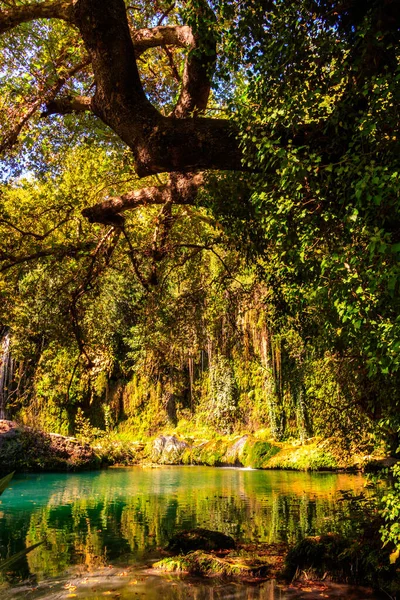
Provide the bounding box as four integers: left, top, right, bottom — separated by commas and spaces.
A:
0, 0, 399, 456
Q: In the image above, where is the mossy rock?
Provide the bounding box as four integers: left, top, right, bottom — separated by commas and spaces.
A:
166, 528, 236, 553
223, 435, 248, 465
267, 443, 338, 470
154, 550, 268, 579
191, 439, 230, 466
0, 421, 101, 473
241, 439, 280, 468
150, 435, 189, 464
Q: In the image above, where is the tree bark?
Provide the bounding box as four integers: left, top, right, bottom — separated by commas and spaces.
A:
82, 173, 204, 225
0, 0, 72, 34
72, 0, 242, 177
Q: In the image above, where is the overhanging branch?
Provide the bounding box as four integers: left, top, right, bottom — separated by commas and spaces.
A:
0, 242, 94, 272
81, 173, 204, 225
1, 59, 90, 154
132, 24, 194, 56
42, 95, 92, 116
72, 0, 243, 176
0, 0, 73, 34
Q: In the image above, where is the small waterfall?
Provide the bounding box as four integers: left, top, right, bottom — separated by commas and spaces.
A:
0, 329, 13, 420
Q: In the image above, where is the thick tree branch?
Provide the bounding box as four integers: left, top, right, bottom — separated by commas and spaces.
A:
81, 172, 204, 225
173, 0, 217, 118
0, 0, 73, 34
72, 0, 242, 176
73, 0, 158, 123
41, 95, 92, 117
132, 25, 194, 56
2, 0, 243, 175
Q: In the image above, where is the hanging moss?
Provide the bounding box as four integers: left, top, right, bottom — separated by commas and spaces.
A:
241, 439, 280, 468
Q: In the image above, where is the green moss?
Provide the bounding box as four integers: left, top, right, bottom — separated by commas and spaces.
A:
93, 437, 147, 465
191, 439, 230, 466
241, 439, 280, 468
181, 447, 193, 465
154, 550, 269, 579
153, 555, 191, 573
267, 442, 338, 471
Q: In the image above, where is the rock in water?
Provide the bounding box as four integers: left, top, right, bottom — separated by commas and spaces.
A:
154, 550, 268, 579
166, 528, 236, 553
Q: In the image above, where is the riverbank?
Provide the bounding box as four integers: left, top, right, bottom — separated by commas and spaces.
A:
0, 420, 100, 473
0, 419, 391, 474
94, 431, 390, 472
153, 529, 400, 597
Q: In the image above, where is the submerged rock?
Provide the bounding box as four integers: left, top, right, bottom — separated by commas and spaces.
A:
166, 528, 236, 553
0, 419, 100, 473
151, 435, 189, 464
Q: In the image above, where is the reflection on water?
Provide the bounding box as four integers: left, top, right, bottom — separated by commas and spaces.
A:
0, 569, 317, 600
0, 467, 373, 599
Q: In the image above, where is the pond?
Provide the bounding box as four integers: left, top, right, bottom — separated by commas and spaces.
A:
0, 466, 379, 599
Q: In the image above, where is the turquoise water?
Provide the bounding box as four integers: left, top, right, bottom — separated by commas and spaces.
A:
0, 467, 377, 599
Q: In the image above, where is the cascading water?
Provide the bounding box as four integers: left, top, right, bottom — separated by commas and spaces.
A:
0, 328, 13, 420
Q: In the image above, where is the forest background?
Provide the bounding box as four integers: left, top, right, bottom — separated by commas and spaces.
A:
0, 0, 399, 561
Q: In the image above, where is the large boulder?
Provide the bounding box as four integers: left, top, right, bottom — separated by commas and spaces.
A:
151, 435, 189, 464
224, 435, 248, 465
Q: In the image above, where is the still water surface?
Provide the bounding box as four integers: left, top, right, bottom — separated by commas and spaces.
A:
0, 467, 378, 599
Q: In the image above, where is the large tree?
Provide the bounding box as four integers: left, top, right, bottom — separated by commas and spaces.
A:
1, 0, 398, 220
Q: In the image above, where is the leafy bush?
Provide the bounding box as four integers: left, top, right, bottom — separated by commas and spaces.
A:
381, 463, 400, 565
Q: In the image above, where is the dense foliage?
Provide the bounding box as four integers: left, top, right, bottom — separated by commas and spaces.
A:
0, 0, 399, 566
